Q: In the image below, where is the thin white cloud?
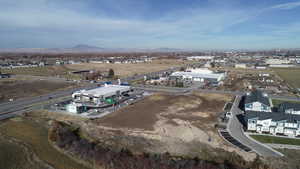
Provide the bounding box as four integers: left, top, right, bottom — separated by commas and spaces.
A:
0, 0, 299, 49
270, 1, 300, 10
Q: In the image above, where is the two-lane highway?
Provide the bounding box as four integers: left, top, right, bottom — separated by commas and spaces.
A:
0, 67, 182, 118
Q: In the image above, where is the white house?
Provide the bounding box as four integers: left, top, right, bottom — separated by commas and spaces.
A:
244, 90, 272, 112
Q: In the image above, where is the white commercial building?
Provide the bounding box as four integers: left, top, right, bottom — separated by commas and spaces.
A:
170, 68, 225, 84
266, 59, 291, 65
72, 85, 131, 104
67, 85, 132, 113
235, 64, 247, 69
187, 56, 214, 61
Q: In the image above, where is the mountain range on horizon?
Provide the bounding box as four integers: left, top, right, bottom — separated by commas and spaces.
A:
0, 45, 299, 53
0, 44, 188, 53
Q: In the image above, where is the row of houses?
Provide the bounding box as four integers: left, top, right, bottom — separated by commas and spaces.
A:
244, 90, 300, 137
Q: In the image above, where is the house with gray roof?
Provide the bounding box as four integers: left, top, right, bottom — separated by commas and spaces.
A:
245, 111, 300, 137
243, 90, 300, 137
278, 102, 300, 115
244, 90, 272, 112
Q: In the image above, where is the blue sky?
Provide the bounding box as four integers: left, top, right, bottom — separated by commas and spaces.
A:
1, 0, 300, 49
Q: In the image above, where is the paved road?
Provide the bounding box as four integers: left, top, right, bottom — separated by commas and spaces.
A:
0, 67, 181, 120
227, 95, 283, 157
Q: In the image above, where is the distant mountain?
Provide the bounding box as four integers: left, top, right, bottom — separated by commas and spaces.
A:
72, 44, 107, 51
0, 45, 189, 53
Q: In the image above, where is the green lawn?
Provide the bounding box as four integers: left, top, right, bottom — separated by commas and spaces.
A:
272, 99, 300, 107
273, 68, 300, 89
250, 135, 300, 146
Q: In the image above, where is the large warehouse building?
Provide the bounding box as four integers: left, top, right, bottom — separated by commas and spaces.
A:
169, 68, 226, 86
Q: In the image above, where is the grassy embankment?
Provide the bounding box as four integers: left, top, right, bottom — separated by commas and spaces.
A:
0, 118, 90, 169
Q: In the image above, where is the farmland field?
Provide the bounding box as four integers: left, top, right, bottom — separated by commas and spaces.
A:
273, 68, 300, 89
66, 59, 190, 78
0, 78, 77, 103
1, 65, 81, 80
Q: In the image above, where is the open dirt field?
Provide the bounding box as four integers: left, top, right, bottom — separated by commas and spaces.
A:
86, 92, 256, 161
0, 78, 77, 103
27, 92, 256, 163
97, 93, 229, 130
66, 59, 189, 77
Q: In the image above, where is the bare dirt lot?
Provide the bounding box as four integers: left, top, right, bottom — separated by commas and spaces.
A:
97, 93, 228, 131
0, 78, 77, 103
28, 92, 256, 163
87, 92, 256, 161
66, 59, 189, 78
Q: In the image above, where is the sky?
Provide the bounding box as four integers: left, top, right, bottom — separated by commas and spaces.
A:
1, 0, 300, 50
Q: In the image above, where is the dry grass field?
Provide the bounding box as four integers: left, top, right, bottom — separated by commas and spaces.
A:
66, 59, 189, 77
2, 65, 81, 79
0, 78, 77, 103
0, 118, 90, 169
273, 68, 300, 89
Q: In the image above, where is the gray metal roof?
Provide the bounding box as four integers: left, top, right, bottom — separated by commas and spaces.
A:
245, 111, 300, 123
279, 102, 300, 112
245, 90, 271, 106
170, 71, 224, 80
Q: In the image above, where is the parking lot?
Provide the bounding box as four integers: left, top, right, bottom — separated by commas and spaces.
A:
219, 130, 252, 152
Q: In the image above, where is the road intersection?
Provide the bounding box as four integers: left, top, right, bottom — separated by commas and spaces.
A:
0, 67, 299, 158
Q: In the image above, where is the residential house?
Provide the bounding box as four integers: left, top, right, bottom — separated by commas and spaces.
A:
245, 111, 300, 137
279, 102, 300, 115
244, 90, 272, 112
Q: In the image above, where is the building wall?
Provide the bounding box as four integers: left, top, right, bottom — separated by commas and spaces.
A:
285, 109, 300, 115
247, 119, 300, 137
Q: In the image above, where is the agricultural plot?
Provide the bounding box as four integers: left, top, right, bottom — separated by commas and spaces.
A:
2, 65, 81, 80
273, 68, 300, 89
66, 59, 189, 78
0, 78, 77, 103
